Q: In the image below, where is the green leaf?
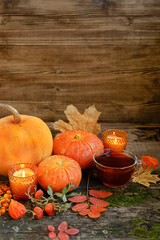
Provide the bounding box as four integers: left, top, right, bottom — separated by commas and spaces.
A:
54, 192, 63, 198
62, 194, 67, 202
67, 192, 81, 197
62, 183, 71, 195
47, 186, 53, 196
63, 203, 72, 211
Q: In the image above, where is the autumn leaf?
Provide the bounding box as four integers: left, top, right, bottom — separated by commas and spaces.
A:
89, 197, 109, 207
48, 232, 56, 239
47, 221, 79, 240
65, 228, 79, 235
48, 225, 55, 232
69, 188, 112, 218
58, 231, 69, 240
58, 221, 68, 232
89, 190, 113, 198
53, 105, 101, 135
90, 205, 107, 213
68, 195, 87, 203
88, 210, 101, 218
72, 203, 89, 212
132, 167, 160, 187
79, 208, 90, 216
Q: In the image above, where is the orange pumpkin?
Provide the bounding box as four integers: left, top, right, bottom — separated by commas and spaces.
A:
38, 155, 82, 192
53, 130, 104, 170
0, 104, 53, 176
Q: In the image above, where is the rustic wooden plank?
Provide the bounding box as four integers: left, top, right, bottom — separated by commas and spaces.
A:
0, 101, 160, 124
0, 15, 160, 32
1, 46, 159, 73
0, 0, 160, 16
0, 71, 160, 104
0, 14, 159, 45
0, 17, 159, 45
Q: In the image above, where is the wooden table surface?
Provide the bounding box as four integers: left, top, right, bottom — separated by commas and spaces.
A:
0, 123, 160, 240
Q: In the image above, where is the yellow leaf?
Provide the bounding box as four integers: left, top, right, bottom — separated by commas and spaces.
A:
53, 105, 101, 135
132, 167, 160, 187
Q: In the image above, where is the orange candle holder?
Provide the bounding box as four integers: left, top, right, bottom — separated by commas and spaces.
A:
8, 163, 38, 200
102, 129, 128, 151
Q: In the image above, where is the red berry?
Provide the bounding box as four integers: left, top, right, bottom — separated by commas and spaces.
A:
44, 203, 56, 216
33, 206, 43, 220
35, 189, 44, 200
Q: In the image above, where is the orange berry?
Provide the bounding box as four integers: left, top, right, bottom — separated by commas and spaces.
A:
6, 190, 11, 194
0, 208, 6, 215
5, 198, 11, 203
1, 198, 6, 203
3, 202, 8, 208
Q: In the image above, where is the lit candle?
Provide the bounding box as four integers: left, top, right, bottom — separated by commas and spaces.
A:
8, 163, 38, 200
102, 129, 128, 151
13, 168, 34, 177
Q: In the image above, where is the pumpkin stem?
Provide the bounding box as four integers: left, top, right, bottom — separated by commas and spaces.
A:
0, 103, 21, 123
56, 161, 64, 167
74, 134, 82, 140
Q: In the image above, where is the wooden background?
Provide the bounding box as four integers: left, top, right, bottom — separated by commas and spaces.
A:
0, 0, 160, 123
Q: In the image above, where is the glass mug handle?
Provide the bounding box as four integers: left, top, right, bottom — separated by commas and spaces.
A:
132, 160, 147, 178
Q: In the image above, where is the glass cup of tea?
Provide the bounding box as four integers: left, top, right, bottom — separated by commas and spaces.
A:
93, 149, 144, 188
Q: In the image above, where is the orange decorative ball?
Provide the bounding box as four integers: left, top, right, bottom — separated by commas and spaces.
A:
53, 130, 104, 170
0, 104, 53, 176
38, 155, 82, 192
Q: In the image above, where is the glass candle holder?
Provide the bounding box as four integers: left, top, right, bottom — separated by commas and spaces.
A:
8, 163, 38, 200
102, 129, 128, 151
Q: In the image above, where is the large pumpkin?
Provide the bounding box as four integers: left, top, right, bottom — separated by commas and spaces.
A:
38, 155, 82, 192
0, 104, 53, 176
53, 130, 104, 170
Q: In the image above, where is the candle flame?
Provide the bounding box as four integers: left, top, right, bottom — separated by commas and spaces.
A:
22, 170, 25, 177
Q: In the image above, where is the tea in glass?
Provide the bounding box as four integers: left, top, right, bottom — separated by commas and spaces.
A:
93, 149, 140, 188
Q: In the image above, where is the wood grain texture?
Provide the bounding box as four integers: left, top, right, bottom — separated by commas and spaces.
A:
0, 0, 160, 123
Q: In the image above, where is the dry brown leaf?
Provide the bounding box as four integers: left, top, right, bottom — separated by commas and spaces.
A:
53, 105, 101, 135
132, 167, 160, 187
52, 120, 73, 132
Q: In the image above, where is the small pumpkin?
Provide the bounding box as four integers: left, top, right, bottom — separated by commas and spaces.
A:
53, 130, 104, 170
0, 104, 53, 176
38, 155, 82, 192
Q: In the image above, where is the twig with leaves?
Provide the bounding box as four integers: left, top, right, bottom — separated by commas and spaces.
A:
26, 183, 81, 214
